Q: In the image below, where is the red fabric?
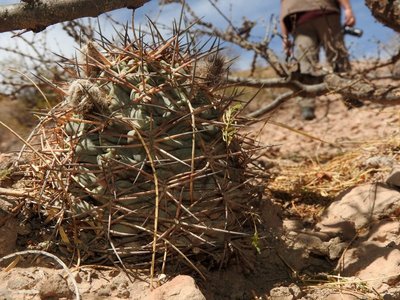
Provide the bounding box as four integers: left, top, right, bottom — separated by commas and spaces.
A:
297, 9, 338, 25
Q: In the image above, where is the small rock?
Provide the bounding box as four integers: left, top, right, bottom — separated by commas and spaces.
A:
288, 284, 302, 298
283, 219, 303, 232
147, 275, 205, 300
39, 273, 73, 299
97, 285, 111, 297
327, 237, 348, 260
386, 165, 400, 188
269, 286, 293, 300
291, 232, 328, 256
117, 289, 130, 299
363, 156, 395, 169
111, 274, 129, 292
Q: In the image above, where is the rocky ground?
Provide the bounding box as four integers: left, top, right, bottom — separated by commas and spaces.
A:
1, 91, 400, 299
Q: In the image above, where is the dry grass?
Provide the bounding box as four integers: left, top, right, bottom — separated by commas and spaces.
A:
266, 135, 400, 225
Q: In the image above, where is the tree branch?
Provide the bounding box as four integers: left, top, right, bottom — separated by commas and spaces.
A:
230, 73, 400, 118
246, 91, 295, 118
325, 74, 400, 104
228, 75, 326, 96
0, 0, 150, 33
228, 76, 289, 88
365, 0, 400, 33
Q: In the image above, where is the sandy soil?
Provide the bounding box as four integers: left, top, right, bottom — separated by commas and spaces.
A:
251, 94, 399, 161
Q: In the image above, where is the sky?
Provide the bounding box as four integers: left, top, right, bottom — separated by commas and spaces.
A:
0, 0, 398, 70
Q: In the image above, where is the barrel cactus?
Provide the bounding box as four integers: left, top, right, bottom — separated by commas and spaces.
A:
18, 31, 264, 278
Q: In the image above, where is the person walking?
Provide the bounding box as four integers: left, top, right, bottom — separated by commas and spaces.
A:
280, 0, 356, 120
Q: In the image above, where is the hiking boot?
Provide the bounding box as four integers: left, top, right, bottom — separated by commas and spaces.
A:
301, 106, 316, 121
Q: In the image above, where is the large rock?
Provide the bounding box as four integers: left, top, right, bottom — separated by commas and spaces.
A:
317, 183, 400, 237
146, 275, 205, 300
39, 273, 73, 299
315, 183, 400, 294
338, 220, 400, 292
340, 243, 400, 292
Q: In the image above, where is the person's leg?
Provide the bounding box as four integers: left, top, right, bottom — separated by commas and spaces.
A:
293, 23, 320, 120
318, 14, 363, 108
318, 13, 350, 73
293, 22, 321, 75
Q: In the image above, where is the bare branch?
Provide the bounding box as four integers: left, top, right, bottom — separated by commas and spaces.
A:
197, 27, 287, 77
246, 91, 295, 118
228, 75, 289, 88
0, 0, 150, 33
182, 2, 288, 77
62, 20, 95, 44
228, 75, 326, 96
230, 72, 400, 118
325, 74, 400, 104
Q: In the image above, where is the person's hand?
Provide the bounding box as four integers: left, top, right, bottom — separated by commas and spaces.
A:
282, 36, 292, 57
343, 8, 356, 26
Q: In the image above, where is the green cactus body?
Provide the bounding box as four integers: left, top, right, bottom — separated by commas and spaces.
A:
22, 36, 262, 273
